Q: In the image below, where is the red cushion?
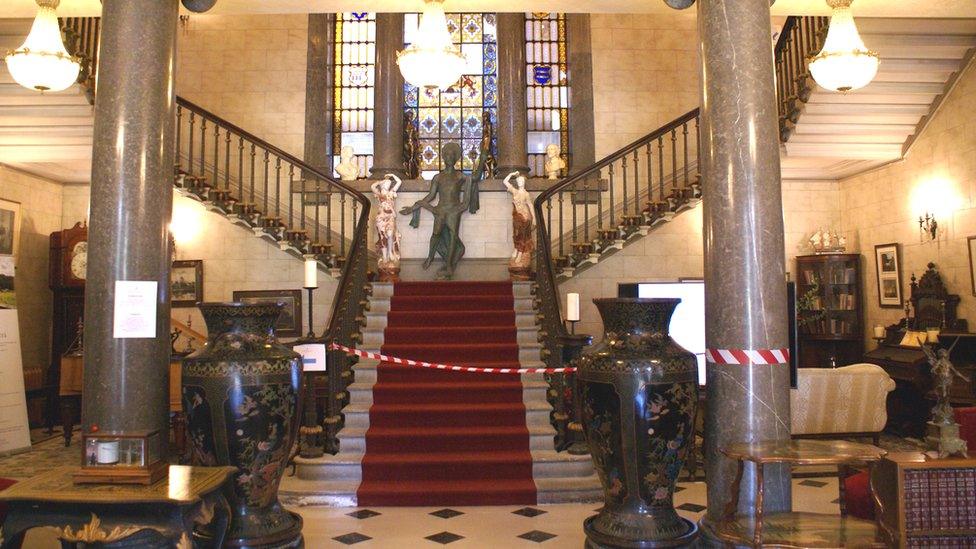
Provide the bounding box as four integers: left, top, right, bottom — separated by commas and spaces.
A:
954, 407, 976, 449
0, 477, 15, 523
843, 471, 874, 521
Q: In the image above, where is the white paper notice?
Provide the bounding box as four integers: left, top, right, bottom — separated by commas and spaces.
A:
113, 281, 158, 338
293, 343, 327, 372
0, 309, 30, 454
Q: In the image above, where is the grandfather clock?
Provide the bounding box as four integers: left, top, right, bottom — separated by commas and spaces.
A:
46, 222, 87, 435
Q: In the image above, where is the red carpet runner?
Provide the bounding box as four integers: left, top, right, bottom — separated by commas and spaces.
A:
357, 280, 537, 506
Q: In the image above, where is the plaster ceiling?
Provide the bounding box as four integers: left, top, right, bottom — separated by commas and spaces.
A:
1, 0, 975, 18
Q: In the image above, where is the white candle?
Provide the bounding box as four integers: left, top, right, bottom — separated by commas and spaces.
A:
873, 325, 885, 338
304, 258, 318, 289
566, 293, 580, 322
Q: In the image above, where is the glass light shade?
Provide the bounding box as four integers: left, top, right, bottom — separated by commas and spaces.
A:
4, 1, 80, 92
396, 0, 466, 90
808, 0, 879, 93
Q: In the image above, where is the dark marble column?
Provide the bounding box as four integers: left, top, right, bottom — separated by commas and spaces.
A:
495, 13, 529, 177
566, 14, 595, 174
81, 0, 179, 445
369, 13, 406, 179
698, 0, 792, 540
304, 13, 336, 175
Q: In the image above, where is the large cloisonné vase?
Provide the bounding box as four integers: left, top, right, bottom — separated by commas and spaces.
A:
579, 298, 699, 548
182, 302, 304, 548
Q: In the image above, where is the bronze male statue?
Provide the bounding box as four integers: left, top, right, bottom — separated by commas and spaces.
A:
399, 142, 485, 279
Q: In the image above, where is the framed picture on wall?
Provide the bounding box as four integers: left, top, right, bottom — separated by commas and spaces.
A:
171, 260, 204, 308
232, 289, 303, 338
0, 199, 22, 258
874, 243, 903, 308
968, 236, 976, 296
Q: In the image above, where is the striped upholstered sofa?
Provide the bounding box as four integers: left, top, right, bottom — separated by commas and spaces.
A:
790, 363, 896, 444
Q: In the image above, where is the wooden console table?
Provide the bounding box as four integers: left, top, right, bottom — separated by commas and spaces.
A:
717, 439, 889, 548
873, 452, 976, 548
0, 465, 234, 548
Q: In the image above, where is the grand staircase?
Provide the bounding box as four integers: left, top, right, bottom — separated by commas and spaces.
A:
281, 280, 601, 506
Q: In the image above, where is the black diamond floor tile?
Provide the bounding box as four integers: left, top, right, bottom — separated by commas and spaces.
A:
346, 509, 381, 519
518, 530, 558, 543
333, 532, 372, 545
425, 531, 465, 544
429, 508, 465, 519
799, 479, 829, 488
676, 502, 707, 513
512, 506, 548, 517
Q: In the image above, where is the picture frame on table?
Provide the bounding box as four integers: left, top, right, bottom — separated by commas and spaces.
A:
232, 289, 303, 338
968, 236, 976, 296
874, 243, 902, 308
171, 260, 204, 308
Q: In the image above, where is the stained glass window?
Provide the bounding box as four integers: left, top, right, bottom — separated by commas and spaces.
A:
333, 12, 375, 178
525, 13, 569, 177
404, 13, 497, 178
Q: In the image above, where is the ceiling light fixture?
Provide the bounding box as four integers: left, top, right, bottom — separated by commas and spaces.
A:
808, 0, 879, 93
4, 0, 80, 93
396, 0, 466, 91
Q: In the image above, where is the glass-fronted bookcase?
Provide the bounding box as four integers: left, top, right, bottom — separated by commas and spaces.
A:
795, 253, 863, 368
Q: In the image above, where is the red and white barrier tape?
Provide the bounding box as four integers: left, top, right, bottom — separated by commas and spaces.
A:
327, 343, 577, 374
705, 348, 790, 365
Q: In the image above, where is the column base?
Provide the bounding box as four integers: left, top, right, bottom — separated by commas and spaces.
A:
369, 166, 406, 179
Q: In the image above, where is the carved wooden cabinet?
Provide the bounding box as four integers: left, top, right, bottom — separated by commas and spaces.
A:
796, 253, 863, 368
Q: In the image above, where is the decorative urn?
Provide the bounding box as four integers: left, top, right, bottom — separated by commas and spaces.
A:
578, 298, 699, 548
182, 302, 304, 548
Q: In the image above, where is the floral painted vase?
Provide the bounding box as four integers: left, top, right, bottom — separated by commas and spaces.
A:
578, 298, 699, 548
182, 302, 304, 548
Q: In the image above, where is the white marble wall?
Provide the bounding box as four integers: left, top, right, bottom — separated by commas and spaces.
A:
0, 165, 66, 390
840, 64, 976, 346
176, 14, 308, 159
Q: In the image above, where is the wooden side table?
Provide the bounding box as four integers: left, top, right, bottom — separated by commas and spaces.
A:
717, 439, 890, 548
0, 465, 234, 548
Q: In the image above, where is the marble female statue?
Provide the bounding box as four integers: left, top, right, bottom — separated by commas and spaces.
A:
335, 145, 360, 182
399, 143, 484, 280
544, 143, 566, 180
503, 171, 536, 280
371, 174, 403, 281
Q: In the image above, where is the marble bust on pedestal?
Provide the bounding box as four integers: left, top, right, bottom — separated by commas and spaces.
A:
544, 143, 566, 180
335, 145, 360, 182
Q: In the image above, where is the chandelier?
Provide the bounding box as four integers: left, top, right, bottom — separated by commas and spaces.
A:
4, 0, 80, 92
808, 0, 879, 93
397, 0, 466, 90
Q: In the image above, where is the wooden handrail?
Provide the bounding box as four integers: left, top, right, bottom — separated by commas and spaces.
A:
171, 317, 207, 344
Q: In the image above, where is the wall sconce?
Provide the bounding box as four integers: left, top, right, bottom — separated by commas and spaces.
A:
919, 213, 938, 241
